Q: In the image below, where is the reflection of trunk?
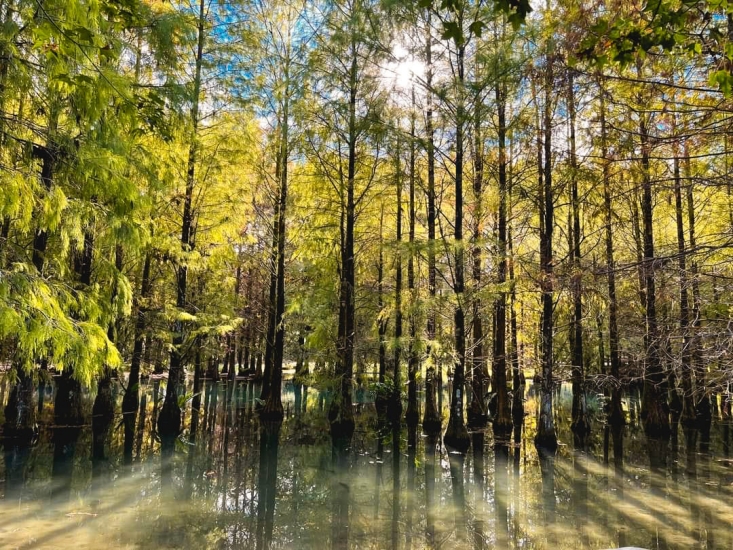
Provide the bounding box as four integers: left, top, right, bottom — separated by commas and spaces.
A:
448, 451, 466, 541
135, 392, 147, 462
539, 453, 555, 538
406, 425, 417, 546
52, 371, 84, 500
422, 12, 441, 431
535, 50, 557, 453
444, 38, 470, 455
159, 0, 206, 454
424, 433, 438, 547
184, 343, 203, 498
4, 436, 32, 501
374, 430, 384, 521
331, 438, 351, 550
599, 81, 625, 472
472, 432, 487, 549
572, 449, 589, 545
568, 72, 589, 447
495, 442, 509, 549
255, 420, 282, 550
391, 425, 400, 549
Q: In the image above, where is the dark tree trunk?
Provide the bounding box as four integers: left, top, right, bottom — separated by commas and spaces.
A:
508, 137, 525, 443
389, 147, 403, 424
492, 78, 512, 442
158, 0, 206, 453
422, 12, 440, 432
263, 101, 289, 422
468, 73, 487, 430
684, 147, 710, 431
568, 71, 590, 447
444, 39, 470, 455
637, 63, 669, 447
535, 50, 557, 454
123, 251, 152, 465
599, 80, 625, 463
375, 207, 388, 417
405, 86, 419, 428
328, 36, 357, 443
673, 144, 696, 427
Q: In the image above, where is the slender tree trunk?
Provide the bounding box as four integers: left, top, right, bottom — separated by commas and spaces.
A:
328, 36, 357, 443
508, 136, 524, 443
637, 63, 670, 464
444, 39, 470, 454
673, 141, 695, 427
536, 48, 558, 454
599, 80, 624, 471
684, 146, 709, 429
492, 77, 512, 441
390, 144, 403, 423
422, 11, 440, 432
262, 64, 290, 420
468, 73, 487, 429
406, 86, 419, 428
123, 247, 152, 464
158, 0, 206, 451
568, 71, 590, 446
376, 207, 388, 417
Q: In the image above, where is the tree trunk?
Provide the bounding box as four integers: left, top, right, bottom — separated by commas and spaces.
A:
637, 62, 670, 455
262, 80, 289, 421
599, 79, 624, 471
158, 0, 206, 451
123, 250, 152, 465
422, 12, 440, 432
568, 71, 590, 447
492, 77, 512, 442
468, 66, 487, 430
328, 36, 357, 443
444, 39, 470, 455
673, 142, 695, 427
405, 86, 419, 428
535, 49, 557, 454
389, 144, 403, 424
376, 206, 388, 417
685, 146, 710, 429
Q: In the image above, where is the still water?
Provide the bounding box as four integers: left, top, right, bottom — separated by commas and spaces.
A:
1, 378, 732, 549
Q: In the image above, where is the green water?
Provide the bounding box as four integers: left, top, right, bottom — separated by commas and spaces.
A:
1, 379, 732, 549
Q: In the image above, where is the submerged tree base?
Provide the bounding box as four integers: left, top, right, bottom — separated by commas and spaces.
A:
534, 431, 559, 456
444, 420, 471, 454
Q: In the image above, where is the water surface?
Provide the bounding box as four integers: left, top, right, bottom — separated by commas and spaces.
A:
1, 378, 732, 549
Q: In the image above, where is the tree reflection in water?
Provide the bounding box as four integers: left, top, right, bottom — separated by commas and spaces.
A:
0, 379, 732, 549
